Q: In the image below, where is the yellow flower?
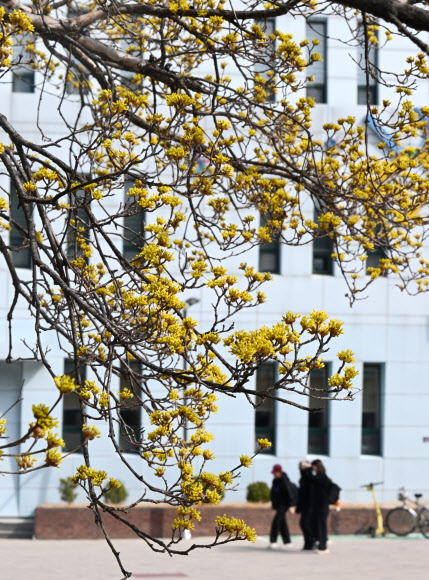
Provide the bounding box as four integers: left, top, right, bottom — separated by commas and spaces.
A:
54, 375, 77, 394
82, 424, 101, 440
239, 454, 252, 468
45, 448, 63, 468
99, 392, 110, 408
258, 438, 272, 450
337, 350, 355, 364
16, 455, 36, 470
118, 388, 134, 400
47, 431, 65, 449
32, 404, 58, 430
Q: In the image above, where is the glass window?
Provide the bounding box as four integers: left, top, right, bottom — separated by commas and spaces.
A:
123, 181, 145, 263
118, 361, 142, 452
259, 216, 281, 274
12, 34, 35, 93
65, 58, 90, 95
255, 362, 276, 454
308, 366, 330, 455
9, 183, 32, 268
313, 203, 334, 275
357, 23, 378, 105
306, 21, 327, 103
62, 359, 86, 452
66, 186, 90, 261
254, 18, 276, 102
366, 243, 387, 276
361, 363, 383, 455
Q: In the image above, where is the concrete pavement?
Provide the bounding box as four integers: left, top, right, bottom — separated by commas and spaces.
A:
1, 535, 427, 580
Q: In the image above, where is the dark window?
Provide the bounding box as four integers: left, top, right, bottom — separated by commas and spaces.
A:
62, 359, 86, 452
255, 362, 276, 454
12, 34, 35, 93
65, 58, 90, 95
357, 23, 378, 106
259, 216, 280, 274
123, 181, 145, 263
306, 21, 327, 103
67, 186, 90, 261
361, 363, 383, 455
308, 366, 330, 455
9, 183, 31, 268
118, 361, 142, 452
366, 246, 388, 276
254, 18, 276, 103
313, 204, 334, 275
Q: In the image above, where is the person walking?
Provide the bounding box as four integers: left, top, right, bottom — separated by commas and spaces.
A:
296, 460, 316, 550
269, 464, 294, 549
311, 459, 331, 553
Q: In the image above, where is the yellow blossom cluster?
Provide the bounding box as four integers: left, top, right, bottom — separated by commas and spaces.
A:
54, 375, 77, 394
215, 515, 257, 543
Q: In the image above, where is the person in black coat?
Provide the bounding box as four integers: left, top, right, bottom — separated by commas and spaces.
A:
311, 459, 331, 552
296, 460, 316, 550
269, 464, 294, 547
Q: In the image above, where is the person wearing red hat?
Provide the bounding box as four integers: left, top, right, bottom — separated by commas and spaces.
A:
269, 464, 296, 548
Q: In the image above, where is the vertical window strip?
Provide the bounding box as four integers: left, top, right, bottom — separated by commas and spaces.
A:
123, 180, 145, 263
255, 362, 277, 454
365, 224, 388, 276
308, 365, 330, 456
357, 22, 378, 105
312, 202, 334, 275
258, 216, 281, 274
306, 20, 327, 104
12, 33, 35, 93
9, 183, 32, 268
118, 361, 142, 453
62, 359, 86, 453
254, 17, 276, 103
66, 184, 90, 261
361, 363, 383, 455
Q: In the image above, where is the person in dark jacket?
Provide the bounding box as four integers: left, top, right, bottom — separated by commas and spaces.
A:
311, 459, 331, 553
296, 460, 316, 550
269, 464, 294, 548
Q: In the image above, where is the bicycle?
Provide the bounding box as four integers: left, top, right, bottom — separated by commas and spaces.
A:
385, 487, 429, 537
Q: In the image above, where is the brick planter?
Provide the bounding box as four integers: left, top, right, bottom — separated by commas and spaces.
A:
35, 503, 388, 540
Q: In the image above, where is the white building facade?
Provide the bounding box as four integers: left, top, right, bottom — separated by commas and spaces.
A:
1, 12, 429, 518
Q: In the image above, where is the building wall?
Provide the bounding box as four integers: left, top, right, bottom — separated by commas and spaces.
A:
1, 13, 428, 516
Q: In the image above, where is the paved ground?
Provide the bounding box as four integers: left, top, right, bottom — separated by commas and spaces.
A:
1, 535, 428, 580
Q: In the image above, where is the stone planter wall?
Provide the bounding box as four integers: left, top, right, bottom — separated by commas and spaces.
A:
35, 503, 388, 540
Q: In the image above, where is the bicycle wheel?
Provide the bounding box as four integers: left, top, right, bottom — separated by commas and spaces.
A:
385, 507, 416, 536
418, 507, 429, 538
